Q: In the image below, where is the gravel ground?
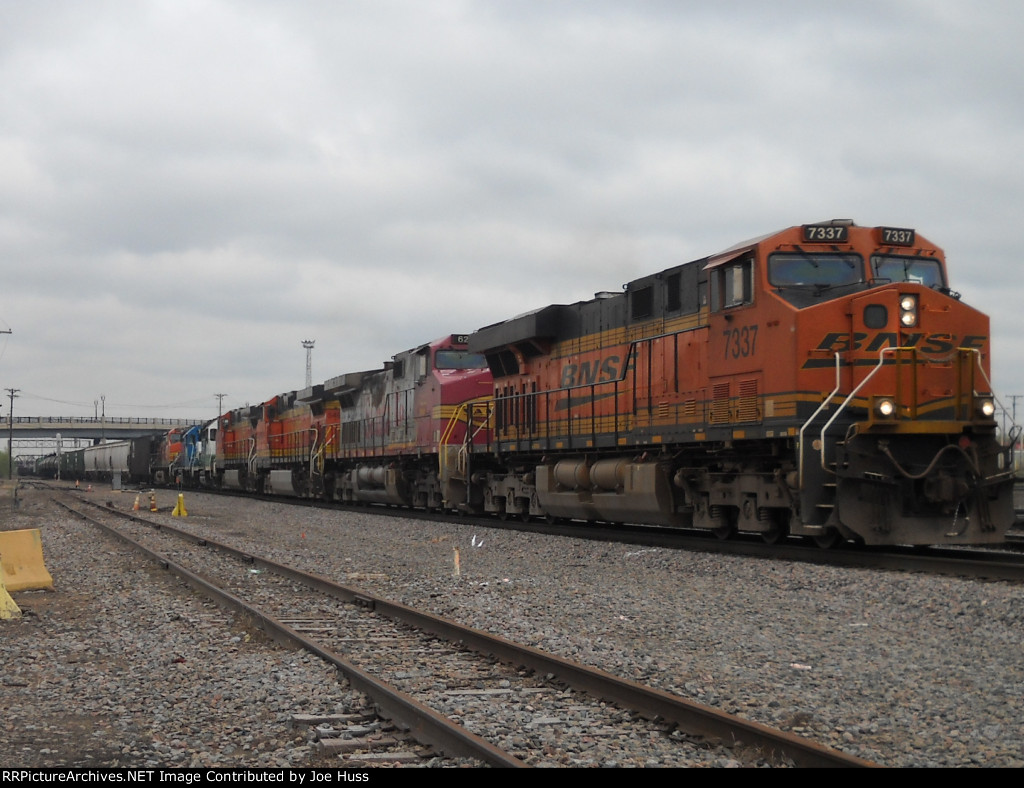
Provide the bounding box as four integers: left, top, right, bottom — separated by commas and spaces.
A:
2, 483, 1023, 768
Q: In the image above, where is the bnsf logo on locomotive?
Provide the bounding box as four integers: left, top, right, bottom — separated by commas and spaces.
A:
803, 331, 987, 367
560, 354, 629, 387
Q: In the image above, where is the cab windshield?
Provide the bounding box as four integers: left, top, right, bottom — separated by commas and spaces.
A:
870, 254, 945, 288
435, 350, 488, 370
768, 253, 864, 289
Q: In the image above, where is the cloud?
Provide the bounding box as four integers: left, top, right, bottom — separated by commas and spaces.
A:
1, 0, 1023, 432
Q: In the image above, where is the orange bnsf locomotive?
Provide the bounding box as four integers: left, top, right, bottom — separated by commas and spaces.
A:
465, 220, 1017, 546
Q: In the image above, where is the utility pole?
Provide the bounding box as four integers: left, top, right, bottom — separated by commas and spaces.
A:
214, 393, 227, 419
1009, 395, 1021, 425
6, 388, 19, 479
302, 340, 316, 388
1009, 395, 1022, 446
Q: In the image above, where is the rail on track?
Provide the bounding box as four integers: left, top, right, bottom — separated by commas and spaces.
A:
60, 494, 879, 768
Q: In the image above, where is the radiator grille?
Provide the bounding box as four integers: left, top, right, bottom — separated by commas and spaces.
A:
736, 378, 760, 422
710, 382, 731, 424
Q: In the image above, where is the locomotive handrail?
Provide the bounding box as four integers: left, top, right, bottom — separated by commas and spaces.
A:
439, 401, 492, 481
308, 426, 321, 481
439, 403, 469, 480
439, 404, 464, 449
798, 353, 842, 490
818, 346, 905, 476
246, 437, 257, 478
469, 401, 491, 444
815, 346, 1001, 477
968, 347, 1021, 445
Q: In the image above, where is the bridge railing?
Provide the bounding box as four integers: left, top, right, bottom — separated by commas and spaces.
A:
10, 416, 201, 427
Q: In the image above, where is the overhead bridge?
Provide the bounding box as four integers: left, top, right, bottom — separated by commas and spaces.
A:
8, 416, 202, 446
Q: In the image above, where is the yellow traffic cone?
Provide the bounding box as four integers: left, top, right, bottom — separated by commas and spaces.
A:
171, 493, 188, 517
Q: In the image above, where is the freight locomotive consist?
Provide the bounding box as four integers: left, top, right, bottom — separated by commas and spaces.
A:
38, 221, 1019, 547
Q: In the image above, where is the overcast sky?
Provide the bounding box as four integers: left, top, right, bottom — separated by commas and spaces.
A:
2, 0, 1023, 431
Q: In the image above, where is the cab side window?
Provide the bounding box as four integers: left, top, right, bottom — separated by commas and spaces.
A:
712, 259, 753, 310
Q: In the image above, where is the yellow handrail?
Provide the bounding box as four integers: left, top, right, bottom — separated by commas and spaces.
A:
438, 401, 492, 480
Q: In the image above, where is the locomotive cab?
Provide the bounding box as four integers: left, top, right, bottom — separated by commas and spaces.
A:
763, 222, 1016, 545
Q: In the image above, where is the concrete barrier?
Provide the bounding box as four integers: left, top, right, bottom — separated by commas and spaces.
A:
0, 528, 54, 592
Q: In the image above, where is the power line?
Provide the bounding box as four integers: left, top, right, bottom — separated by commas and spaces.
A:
19, 391, 218, 410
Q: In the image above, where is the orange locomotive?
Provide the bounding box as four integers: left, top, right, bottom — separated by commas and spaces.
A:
216, 335, 493, 509
467, 220, 1017, 546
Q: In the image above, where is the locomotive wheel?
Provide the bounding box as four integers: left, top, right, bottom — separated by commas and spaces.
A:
812, 529, 842, 549
711, 505, 738, 540
713, 522, 736, 540
761, 510, 790, 544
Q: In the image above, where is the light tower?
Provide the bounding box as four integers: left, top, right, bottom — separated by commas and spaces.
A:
302, 340, 316, 388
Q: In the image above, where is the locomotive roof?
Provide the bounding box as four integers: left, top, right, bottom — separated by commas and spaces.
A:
469, 302, 581, 353
468, 220, 940, 356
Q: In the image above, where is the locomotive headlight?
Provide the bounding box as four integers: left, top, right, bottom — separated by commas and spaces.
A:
875, 397, 896, 418
976, 398, 996, 419
899, 294, 918, 327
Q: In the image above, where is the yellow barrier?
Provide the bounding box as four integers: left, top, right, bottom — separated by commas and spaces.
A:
0, 560, 21, 619
0, 528, 54, 592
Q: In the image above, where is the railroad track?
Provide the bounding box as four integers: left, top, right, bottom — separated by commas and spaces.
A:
59, 494, 875, 768
45, 477, 1024, 582
162, 484, 1024, 582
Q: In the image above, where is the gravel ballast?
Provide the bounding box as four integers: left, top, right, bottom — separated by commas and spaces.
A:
2, 484, 1022, 768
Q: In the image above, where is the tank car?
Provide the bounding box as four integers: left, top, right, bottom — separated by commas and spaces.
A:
60, 446, 85, 480
466, 220, 1018, 546
34, 453, 58, 479
216, 334, 492, 508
